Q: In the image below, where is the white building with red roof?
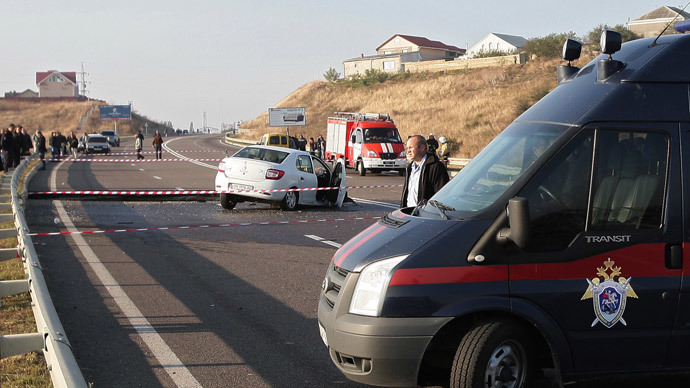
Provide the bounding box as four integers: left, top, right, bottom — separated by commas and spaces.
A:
343, 34, 465, 78
36, 70, 78, 98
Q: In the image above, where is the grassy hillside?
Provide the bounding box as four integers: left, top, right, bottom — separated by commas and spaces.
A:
0, 99, 167, 137
240, 57, 570, 158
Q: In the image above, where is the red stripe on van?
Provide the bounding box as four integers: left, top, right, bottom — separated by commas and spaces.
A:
334, 225, 387, 267
389, 265, 508, 286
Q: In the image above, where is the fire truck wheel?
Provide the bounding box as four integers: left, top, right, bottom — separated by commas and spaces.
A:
219, 193, 237, 210
280, 190, 299, 211
357, 161, 366, 176
450, 320, 533, 388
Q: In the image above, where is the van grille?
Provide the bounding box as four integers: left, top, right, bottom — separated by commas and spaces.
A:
322, 263, 350, 311
380, 152, 396, 160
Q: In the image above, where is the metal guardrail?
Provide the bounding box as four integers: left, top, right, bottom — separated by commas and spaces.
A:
0, 158, 88, 388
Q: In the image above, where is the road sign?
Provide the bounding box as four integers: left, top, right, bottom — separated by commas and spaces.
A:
269, 107, 305, 127
100, 105, 131, 120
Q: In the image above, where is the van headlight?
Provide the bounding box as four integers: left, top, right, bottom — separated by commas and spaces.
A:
349, 255, 408, 317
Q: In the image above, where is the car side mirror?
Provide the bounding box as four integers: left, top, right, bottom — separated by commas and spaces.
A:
497, 197, 530, 248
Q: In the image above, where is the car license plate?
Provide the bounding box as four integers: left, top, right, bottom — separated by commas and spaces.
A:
383, 161, 394, 165
230, 183, 253, 191
318, 322, 328, 347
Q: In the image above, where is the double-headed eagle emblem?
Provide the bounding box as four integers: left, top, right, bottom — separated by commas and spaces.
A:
581, 259, 638, 328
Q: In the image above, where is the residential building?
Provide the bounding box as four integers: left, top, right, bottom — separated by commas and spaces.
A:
627, 5, 689, 38
466, 33, 527, 58
343, 34, 465, 78
36, 70, 78, 98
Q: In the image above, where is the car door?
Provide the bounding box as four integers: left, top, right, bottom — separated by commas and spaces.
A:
507, 125, 680, 373
295, 154, 317, 204
327, 159, 347, 207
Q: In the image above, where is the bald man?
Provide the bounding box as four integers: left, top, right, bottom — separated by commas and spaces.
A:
400, 135, 449, 208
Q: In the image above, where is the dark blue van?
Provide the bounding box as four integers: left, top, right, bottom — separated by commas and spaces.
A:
318, 30, 690, 387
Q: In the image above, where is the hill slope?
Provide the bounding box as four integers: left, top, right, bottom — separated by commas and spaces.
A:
240, 58, 564, 157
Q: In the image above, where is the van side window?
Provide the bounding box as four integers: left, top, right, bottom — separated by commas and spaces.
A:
269, 136, 280, 145
519, 130, 594, 252
281, 136, 287, 145
589, 131, 667, 231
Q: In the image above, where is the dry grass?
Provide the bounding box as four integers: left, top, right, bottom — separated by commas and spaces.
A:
0, 164, 50, 387
0, 99, 161, 138
240, 58, 571, 158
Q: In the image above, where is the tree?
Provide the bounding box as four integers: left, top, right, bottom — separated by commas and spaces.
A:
324, 67, 341, 83
587, 24, 641, 52
523, 32, 579, 59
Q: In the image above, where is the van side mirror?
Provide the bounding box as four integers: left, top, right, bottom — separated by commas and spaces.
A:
497, 197, 530, 248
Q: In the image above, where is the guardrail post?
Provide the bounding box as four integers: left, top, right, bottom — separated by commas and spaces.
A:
0, 333, 44, 359
0, 279, 30, 298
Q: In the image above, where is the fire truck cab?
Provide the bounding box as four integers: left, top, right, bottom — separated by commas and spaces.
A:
325, 112, 406, 176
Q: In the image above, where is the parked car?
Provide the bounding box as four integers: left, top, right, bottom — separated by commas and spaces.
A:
214, 145, 346, 210
84, 134, 111, 155
100, 130, 120, 147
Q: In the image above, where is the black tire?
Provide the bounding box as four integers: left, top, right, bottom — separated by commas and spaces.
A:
219, 193, 237, 210
357, 161, 366, 176
398, 169, 405, 176
450, 320, 532, 388
280, 189, 299, 211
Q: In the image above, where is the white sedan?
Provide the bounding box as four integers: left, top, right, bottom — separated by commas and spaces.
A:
215, 145, 347, 210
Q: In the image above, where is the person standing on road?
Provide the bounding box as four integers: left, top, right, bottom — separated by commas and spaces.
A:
36, 131, 47, 170
152, 130, 163, 160
12, 125, 22, 167
50, 131, 60, 159
2, 125, 16, 171
426, 133, 439, 154
437, 136, 450, 163
67, 132, 78, 158
135, 130, 144, 160
400, 134, 449, 208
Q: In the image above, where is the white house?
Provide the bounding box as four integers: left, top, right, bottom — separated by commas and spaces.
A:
343, 34, 465, 78
627, 5, 689, 38
466, 33, 527, 58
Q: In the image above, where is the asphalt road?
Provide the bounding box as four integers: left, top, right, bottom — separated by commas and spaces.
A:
24, 134, 690, 387
26, 134, 400, 388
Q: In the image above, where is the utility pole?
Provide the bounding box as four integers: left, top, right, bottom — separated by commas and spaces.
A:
78, 62, 90, 96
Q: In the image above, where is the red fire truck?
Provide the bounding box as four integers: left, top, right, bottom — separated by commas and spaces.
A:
324, 112, 406, 176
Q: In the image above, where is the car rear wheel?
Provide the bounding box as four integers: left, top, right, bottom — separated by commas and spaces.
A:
450, 320, 532, 388
280, 189, 299, 211
219, 193, 237, 210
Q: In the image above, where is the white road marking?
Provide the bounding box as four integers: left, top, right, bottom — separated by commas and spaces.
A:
164, 137, 217, 169
50, 161, 202, 388
153, 176, 162, 180
305, 235, 342, 248
349, 197, 398, 209
138, 168, 145, 171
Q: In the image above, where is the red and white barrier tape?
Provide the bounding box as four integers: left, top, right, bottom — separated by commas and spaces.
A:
28, 184, 403, 195
109, 150, 222, 155
29, 216, 382, 236
48, 158, 223, 162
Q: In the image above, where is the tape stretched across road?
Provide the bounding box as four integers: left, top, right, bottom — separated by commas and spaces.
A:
28, 184, 404, 195
109, 150, 222, 155
29, 216, 383, 237
48, 158, 223, 162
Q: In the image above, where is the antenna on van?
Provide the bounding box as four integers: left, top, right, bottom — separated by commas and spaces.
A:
650, 1, 690, 47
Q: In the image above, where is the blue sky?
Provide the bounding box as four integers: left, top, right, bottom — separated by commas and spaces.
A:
0, 1, 663, 130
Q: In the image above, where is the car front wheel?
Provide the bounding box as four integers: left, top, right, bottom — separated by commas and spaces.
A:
450, 320, 532, 388
280, 189, 299, 211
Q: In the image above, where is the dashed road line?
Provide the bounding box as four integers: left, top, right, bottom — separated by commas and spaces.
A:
305, 235, 343, 248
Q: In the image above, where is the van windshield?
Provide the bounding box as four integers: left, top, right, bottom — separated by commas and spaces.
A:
363, 128, 402, 143
431, 122, 568, 215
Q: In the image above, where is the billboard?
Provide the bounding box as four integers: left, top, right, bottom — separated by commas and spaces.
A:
269, 107, 305, 127
99, 105, 132, 120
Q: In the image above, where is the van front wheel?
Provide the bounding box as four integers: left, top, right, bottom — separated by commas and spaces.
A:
357, 161, 366, 176
450, 320, 532, 388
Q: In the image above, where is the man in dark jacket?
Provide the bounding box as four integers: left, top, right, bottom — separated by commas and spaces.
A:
400, 134, 449, 208
1, 124, 15, 171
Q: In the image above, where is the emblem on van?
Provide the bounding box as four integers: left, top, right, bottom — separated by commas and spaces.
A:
581, 259, 638, 328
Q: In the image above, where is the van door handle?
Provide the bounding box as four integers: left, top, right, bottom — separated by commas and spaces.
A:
666, 244, 682, 270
